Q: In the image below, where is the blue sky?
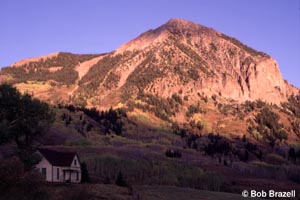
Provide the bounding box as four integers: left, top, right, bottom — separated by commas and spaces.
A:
0, 0, 299, 87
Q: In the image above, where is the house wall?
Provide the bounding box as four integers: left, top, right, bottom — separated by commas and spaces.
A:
69, 155, 82, 183
36, 153, 82, 183
53, 166, 64, 182
35, 157, 53, 182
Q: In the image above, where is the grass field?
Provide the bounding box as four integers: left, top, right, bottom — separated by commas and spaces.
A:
133, 185, 263, 200
47, 184, 264, 200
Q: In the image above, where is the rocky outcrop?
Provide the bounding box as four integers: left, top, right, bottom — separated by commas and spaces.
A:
113, 18, 298, 104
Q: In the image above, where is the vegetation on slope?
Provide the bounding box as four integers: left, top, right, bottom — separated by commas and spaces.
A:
1, 84, 300, 199
1, 53, 99, 85
78, 51, 139, 97
220, 33, 268, 57
0, 84, 55, 169
0, 84, 55, 200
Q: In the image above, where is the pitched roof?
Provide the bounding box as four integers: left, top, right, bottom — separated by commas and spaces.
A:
38, 148, 78, 167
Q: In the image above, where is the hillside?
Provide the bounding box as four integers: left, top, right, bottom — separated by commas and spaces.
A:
23, 102, 300, 197
0, 19, 299, 142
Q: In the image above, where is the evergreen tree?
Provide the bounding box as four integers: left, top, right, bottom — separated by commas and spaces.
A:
288, 147, 296, 163
81, 162, 90, 183
0, 84, 55, 170
116, 171, 127, 187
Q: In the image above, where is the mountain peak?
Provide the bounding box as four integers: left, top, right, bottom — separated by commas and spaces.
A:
165, 18, 195, 26
116, 18, 211, 53
160, 18, 208, 33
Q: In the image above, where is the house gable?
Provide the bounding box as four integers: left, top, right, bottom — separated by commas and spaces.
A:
70, 154, 81, 168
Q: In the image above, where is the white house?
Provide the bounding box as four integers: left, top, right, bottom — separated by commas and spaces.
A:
36, 149, 81, 183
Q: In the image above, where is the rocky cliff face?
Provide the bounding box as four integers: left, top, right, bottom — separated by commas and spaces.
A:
0, 18, 298, 106
108, 18, 298, 104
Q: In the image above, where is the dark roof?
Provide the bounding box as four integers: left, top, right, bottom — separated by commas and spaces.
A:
38, 148, 78, 167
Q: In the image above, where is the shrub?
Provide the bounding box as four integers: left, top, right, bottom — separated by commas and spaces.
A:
255, 107, 288, 143
243, 100, 255, 112
273, 129, 288, 141
81, 162, 90, 183
183, 95, 189, 101
187, 68, 199, 80
116, 171, 127, 187
211, 94, 217, 101
172, 93, 183, 105
210, 43, 217, 52
203, 134, 232, 156
286, 95, 300, 118
165, 149, 182, 158
186, 103, 204, 117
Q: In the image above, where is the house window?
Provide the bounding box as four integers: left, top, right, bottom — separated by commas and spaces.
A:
76, 171, 79, 180
74, 159, 77, 166
41, 168, 46, 177
57, 168, 59, 180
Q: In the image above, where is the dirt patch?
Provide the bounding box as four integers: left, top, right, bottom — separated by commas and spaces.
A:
75, 55, 104, 80
48, 66, 63, 72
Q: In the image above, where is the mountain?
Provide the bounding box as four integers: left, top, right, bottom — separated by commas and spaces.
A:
1, 18, 298, 108
115, 18, 298, 104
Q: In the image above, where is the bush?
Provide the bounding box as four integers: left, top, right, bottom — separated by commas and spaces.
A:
116, 171, 127, 187
203, 134, 232, 156
255, 107, 288, 143
165, 149, 182, 158
284, 95, 300, 118
186, 103, 204, 117
187, 68, 199, 80
243, 100, 256, 112
273, 129, 288, 141
183, 95, 189, 101
172, 93, 183, 105
211, 94, 217, 101
189, 120, 204, 131
81, 162, 90, 183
